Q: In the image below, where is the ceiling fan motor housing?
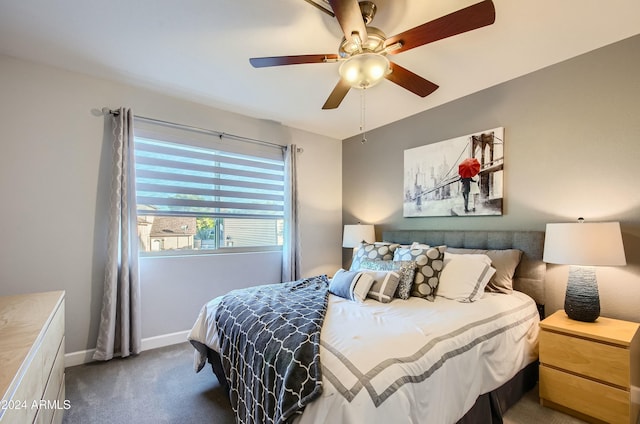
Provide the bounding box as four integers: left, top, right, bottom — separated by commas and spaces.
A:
359, 1, 377, 24
339, 26, 387, 58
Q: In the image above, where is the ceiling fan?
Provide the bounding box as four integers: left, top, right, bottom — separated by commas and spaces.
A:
249, 0, 496, 110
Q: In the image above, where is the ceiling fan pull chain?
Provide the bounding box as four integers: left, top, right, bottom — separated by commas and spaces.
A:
360, 88, 367, 144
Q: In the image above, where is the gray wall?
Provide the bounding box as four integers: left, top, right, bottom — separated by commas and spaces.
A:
0, 54, 343, 355
343, 34, 640, 322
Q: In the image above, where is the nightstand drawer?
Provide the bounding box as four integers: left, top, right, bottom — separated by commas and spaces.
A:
540, 365, 631, 423
540, 330, 630, 388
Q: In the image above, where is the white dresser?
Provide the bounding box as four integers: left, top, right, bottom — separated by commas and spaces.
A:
0, 291, 66, 424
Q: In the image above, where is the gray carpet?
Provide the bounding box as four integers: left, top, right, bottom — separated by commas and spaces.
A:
64, 342, 585, 424
63, 342, 234, 424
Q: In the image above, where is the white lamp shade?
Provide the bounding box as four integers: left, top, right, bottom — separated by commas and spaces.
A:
342, 224, 375, 248
543, 222, 626, 266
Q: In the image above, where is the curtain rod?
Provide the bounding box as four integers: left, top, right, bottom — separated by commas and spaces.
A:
101, 108, 286, 151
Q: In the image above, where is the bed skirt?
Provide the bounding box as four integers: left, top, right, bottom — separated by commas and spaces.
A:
205, 348, 538, 424
456, 360, 538, 423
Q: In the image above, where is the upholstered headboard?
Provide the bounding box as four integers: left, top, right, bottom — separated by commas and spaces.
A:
382, 230, 546, 307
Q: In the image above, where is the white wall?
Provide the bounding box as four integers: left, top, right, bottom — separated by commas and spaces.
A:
0, 54, 343, 355
342, 34, 640, 323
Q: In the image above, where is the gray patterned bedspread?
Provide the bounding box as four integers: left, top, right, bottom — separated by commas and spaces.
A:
214, 275, 330, 424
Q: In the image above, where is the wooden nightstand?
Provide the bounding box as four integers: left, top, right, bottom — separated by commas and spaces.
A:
539, 310, 640, 424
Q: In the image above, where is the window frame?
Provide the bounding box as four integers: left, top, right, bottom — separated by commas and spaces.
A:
133, 120, 287, 257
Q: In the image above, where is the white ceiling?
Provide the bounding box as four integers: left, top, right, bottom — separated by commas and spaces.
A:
1, 0, 639, 140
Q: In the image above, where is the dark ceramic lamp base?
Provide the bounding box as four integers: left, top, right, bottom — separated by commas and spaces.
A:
564, 265, 600, 322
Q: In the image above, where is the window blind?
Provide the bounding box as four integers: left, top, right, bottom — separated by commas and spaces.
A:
134, 137, 285, 219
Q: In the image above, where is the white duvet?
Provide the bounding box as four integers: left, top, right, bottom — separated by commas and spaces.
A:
189, 291, 539, 424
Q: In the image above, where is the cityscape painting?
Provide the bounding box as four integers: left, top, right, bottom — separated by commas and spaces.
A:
403, 127, 504, 217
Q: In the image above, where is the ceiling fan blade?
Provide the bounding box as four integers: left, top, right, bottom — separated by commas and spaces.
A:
302, 0, 335, 17
385, 0, 495, 55
385, 62, 439, 97
328, 0, 368, 42
250, 54, 339, 68
322, 79, 351, 109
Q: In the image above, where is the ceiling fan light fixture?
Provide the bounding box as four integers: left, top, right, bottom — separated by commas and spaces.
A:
339, 53, 390, 89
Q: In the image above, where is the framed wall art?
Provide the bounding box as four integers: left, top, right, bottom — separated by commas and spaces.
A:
403, 127, 504, 217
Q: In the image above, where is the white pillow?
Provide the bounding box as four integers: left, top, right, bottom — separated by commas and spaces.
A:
330, 269, 375, 303
437, 253, 496, 302
410, 242, 431, 249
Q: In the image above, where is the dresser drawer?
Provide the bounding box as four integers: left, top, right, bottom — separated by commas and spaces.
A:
35, 336, 65, 424
0, 291, 65, 424
40, 302, 65, 387
540, 330, 630, 388
540, 365, 631, 423
51, 379, 65, 424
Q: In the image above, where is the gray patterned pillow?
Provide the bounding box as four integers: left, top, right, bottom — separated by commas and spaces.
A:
360, 259, 417, 300
350, 242, 399, 271
394, 246, 446, 301
361, 270, 400, 303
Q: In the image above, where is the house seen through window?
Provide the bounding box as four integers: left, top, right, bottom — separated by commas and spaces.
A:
134, 136, 285, 254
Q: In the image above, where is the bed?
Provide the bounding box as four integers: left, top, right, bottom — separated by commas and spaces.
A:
189, 230, 546, 424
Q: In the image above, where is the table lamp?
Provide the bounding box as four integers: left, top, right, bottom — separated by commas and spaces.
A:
342, 224, 375, 248
543, 219, 626, 322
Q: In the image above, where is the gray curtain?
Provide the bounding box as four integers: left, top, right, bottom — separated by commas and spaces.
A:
93, 107, 142, 361
282, 144, 300, 282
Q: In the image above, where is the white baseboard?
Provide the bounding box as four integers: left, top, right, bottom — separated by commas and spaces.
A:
64, 330, 191, 368
140, 330, 191, 351
65, 349, 96, 367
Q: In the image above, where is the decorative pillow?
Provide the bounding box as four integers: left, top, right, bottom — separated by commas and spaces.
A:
361, 270, 401, 303
437, 253, 496, 302
395, 246, 446, 301
382, 243, 412, 249
349, 242, 400, 271
446, 248, 523, 294
359, 259, 416, 300
329, 269, 375, 303
410, 242, 431, 249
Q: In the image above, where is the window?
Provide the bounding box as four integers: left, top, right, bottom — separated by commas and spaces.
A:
133, 130, 285, 255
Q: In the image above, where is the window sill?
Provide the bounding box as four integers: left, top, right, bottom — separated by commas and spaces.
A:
139, 246, 282, 259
